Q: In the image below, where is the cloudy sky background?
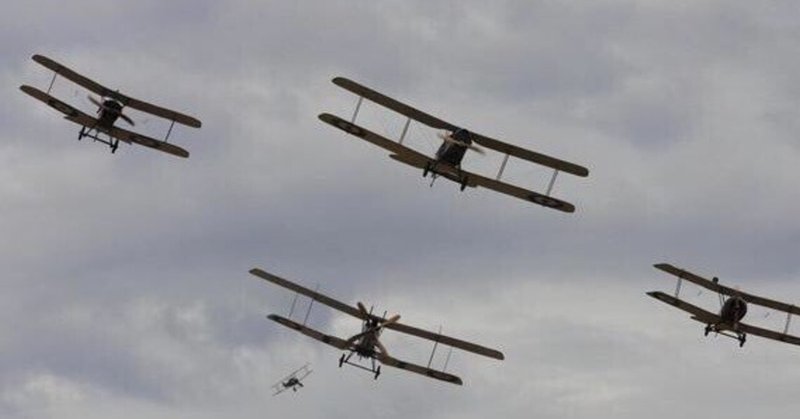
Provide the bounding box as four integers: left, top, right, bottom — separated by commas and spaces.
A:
2, 1, 800, 418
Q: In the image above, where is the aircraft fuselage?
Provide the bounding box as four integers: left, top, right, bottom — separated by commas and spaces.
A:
434, 128, 471, 167
719, 296, 747, 325
96, 99, 123, 129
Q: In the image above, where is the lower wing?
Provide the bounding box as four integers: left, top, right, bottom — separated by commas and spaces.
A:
646, 291, 721, 324
107, 125, 189, 158
267, 314, 350, 351
21, 84, 99, 127
737, 322, 800, 346
318, 112, 429, 161
378, 354, 463, 385
390, 152, 575, 213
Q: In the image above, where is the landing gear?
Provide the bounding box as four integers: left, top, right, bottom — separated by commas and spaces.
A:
77, 126, 119, 154
339, 353, 346, 368
704, 324, 712, 336
374, 365, 381, 380
738, 334, 746, 347
423, 163, 431, 178
459, 176, 468, 191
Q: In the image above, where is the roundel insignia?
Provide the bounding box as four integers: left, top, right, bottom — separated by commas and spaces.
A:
47, 98, 78, 118
334, 118, 365, 138
531, 195, 565, 209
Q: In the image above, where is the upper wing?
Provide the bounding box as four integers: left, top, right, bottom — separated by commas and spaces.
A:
470, 133, 589, 177
383, 321, 504, 360
377, 354, 463, 385
318, 113, 430, 161
654, 264, 800, 316
646, 291, 721, 324
332, 77, 457, 131
737, 322, 800, 346
389, 152, 575, 213
250, 268, 366, 320
267, 314, 351, 351
106, 125, 190, 158
32, 54, 202, 128
117, 96, 202, 128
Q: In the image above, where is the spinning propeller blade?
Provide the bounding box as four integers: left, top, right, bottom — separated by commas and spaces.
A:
87, 94, 102, 108
346, 312, 402, 345
119, 112, 135, 126
375, 340, 390, 357
357, 302, 369, 316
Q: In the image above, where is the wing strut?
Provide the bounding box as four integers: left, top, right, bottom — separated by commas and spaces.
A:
399, 117, 411, 145
164, 120, 176, 143
302, 284, 320, 326
351, 96, 364, 123
426, 325, 443, 369
785, 310, 794, 335
442, 347, 453, 372
546, 170, 560, 196
287, 291, 300, 318
495, 154, 510, 180
46, 72, 57, 95
674, 276, 683, 298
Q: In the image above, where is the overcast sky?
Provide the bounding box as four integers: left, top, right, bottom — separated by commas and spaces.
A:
3, 1, 800, 418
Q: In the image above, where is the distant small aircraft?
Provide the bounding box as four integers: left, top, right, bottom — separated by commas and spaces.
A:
250, 268, 504, 385
20, 54, 201, 158
273, 363, 312, 396
648, 263, 800, 347
319, 77, 589, 212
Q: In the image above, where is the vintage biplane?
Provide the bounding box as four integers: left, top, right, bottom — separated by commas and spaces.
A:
272, 363, 313, 396
319, 77, 589, 213
647, 263, 800, 347
250, 268, 504, 385
20, 54, 201, 158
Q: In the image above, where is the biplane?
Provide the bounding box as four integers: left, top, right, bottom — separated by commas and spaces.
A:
20, 54, 201, 158
647, 263, 800, 347
250, 268, 504, 385
272, 363, 313, 396
319, 77, 589, 213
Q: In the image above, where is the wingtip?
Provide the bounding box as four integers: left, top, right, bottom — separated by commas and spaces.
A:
646, 291, 669, 301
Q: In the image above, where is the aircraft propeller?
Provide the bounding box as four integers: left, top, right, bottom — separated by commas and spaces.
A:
88, 94, 135, 126
347, 302, 402, 346
438, 131, 485, 155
